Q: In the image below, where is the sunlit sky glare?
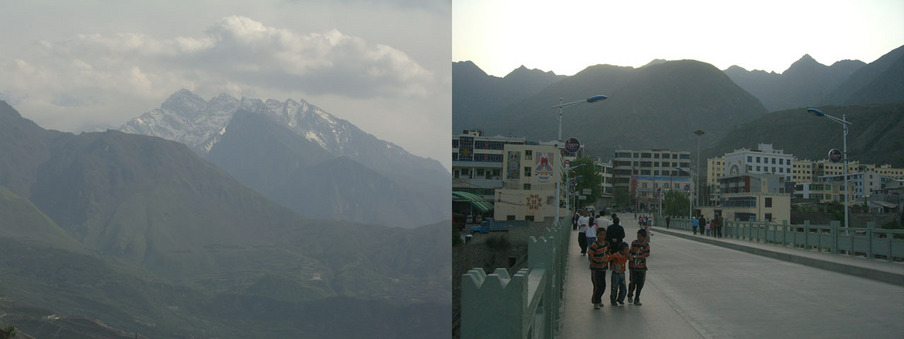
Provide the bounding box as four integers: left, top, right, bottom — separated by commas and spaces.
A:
453, 0, 904, 77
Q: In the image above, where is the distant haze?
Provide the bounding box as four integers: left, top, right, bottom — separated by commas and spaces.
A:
0, 1, 451, 171
453, 0, 904, 77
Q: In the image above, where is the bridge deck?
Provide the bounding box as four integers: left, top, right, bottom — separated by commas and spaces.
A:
558, 218, 904, 338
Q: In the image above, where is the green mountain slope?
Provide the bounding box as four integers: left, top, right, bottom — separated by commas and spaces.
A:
479, 60, 767, 159
706, 102, 904, 167
824, 44, 904, 106
0, 101, 451, 337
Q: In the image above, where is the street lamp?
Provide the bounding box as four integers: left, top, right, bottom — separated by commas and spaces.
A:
566, 173, 584, 215
694, 130, 705, 208
551, 95, 607, 227
675, 167, 696, 221
806, 108, 852, 230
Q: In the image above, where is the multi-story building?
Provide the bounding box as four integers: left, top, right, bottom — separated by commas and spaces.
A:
612, 149, 693, 211
711, 173, 791, 223
596, 160, 614, 208
819, 171, 892, 201
791, 159, 814, 183
452, 129, 525, 205
493, 143, 563, 221
707, 157, 726, 207
722, 144, 794, 182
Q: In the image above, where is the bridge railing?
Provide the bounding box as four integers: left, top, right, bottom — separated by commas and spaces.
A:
460, 218, 569, 339
664, 218, 904, 261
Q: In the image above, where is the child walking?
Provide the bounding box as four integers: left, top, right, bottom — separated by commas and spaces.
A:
627, 229, 651, 306
587, 228, 609, 309
606, 242, 630, 306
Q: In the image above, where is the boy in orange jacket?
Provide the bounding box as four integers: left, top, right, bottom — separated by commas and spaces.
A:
605, 242, 629, 306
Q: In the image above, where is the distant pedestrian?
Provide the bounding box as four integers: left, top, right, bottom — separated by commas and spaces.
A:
691, 216, 699, 235
666, 216, 671, 229
605, 242, 630, 306
606, 217, 626, 255
611, 213, 619, 227
699, 215, 707, 233
585, 218, 598, 253
578, 211, 590, 255
714, 215, 723, 238
573, 212, 580, 230
628, 229, 650, 306
587, 228, 609, 309
705, 221, 711, 236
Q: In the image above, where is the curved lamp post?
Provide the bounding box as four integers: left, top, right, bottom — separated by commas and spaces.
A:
694, 130, 705, 208
551, 95, 607, 226
806, 108, 852, 230
675, 167, 696, 221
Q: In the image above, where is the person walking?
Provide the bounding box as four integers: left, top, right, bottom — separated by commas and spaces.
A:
691, 216, 699, 235
585, 218, 598, 254
666, 215, 671, 229
578, 211, 589, 255
587, 228, 609, 309
605, 242, 630, 306
606, 217, 626, 255
714, 215, 723, 238
699, 215, 707, 236
627, 229, 650, 306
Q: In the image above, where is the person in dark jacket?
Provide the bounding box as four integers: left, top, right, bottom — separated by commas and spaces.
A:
605, 218, 625, 254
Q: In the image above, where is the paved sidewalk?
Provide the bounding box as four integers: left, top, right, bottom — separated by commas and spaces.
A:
556, 217, 904, 338
558, 219, 706, 338
651, 224, 904, 286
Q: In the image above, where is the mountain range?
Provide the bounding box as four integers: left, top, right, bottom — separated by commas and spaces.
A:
0, 101, 450, 338
453, 44, 904, 162
121, 89, 450, 228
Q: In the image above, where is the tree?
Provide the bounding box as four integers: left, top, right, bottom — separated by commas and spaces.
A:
663, 190, 690, 217
0, 326, 16, 339
613, 187, 631, 210
566, 157, 602, 208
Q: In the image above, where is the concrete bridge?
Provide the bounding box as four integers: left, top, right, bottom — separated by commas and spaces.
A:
461, 217, 904, 338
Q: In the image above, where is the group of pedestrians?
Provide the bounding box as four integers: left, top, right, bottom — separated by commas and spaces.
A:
691, 215, 724, 237
583, 214, 649, 309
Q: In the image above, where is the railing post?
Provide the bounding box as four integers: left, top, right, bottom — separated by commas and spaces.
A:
804, 220, 810, 251
831, 220, 839, 254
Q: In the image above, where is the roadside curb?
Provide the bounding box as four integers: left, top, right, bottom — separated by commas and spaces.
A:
652, 227, 904, 287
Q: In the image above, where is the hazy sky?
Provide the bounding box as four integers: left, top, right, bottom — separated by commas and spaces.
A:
454, 0, 904, 77
0, 0, 451, 170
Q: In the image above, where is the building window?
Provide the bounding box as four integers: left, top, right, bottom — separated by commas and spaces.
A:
765, 213, 773, 222
524, 183, 531, 190
525, 150, 533, 160
765, 197, 772, 207
507, 215, 516, 221
525, 216, 535, 221
654, 153, 660, 158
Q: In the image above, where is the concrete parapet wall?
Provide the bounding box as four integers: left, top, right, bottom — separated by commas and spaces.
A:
461, 218, 569, 339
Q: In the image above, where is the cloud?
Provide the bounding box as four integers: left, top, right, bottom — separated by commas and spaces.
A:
4, 16, 432, 101
0, 13, 449, 170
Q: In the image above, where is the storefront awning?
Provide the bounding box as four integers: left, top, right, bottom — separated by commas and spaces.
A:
452, 191, 493, 212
